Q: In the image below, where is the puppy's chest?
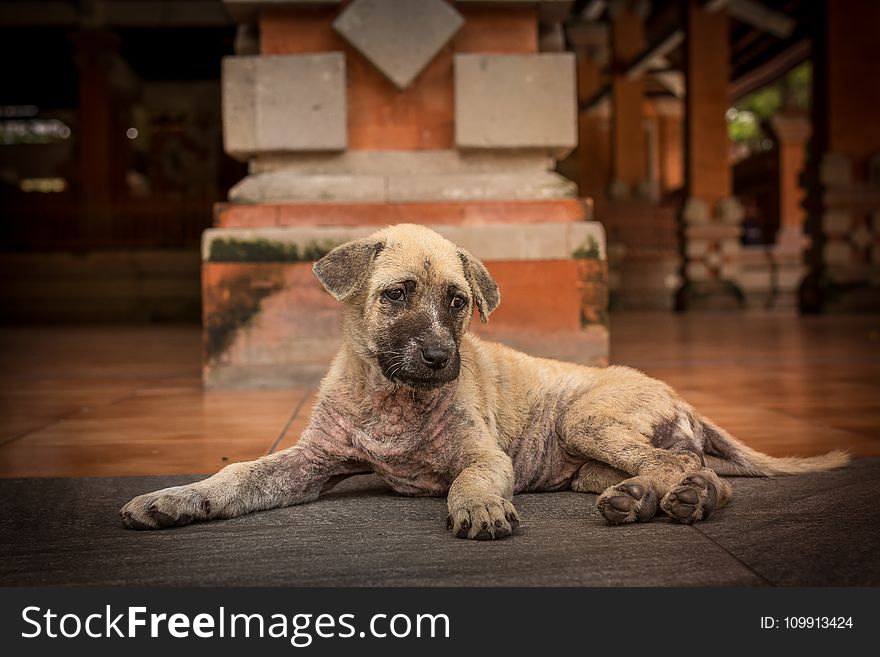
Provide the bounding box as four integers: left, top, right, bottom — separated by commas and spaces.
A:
346, 395, 460, 495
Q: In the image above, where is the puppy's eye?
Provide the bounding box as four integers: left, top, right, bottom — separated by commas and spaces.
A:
451, 295, 467, 310
384, 288, 405, 302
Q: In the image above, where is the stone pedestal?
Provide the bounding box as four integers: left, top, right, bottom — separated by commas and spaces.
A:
677, 197, 744, 310
736, 113, 810, 310
207, 0, 608, 387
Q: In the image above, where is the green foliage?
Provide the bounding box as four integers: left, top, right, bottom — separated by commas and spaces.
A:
727, 61, 811, 149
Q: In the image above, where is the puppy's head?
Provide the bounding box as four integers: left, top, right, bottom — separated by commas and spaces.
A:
313, 224, 499, 389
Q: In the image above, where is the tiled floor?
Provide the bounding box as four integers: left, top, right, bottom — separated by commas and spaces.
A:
1, 312, 878, 478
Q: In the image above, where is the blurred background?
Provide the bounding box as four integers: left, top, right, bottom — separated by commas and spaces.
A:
0, 1, 243, 322
0, 0, 877, 478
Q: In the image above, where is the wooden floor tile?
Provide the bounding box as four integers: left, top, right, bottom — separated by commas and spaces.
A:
0, 312, 877, 477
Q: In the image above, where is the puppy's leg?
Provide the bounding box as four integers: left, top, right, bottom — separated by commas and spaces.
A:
560, 411, 720, 524
120, 439, 358, 530
446, 448, 520, 540
570, 459, 629, 493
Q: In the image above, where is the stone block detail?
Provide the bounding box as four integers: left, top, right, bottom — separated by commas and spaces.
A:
682, 197, 710, 225
454, 53, 577, 155
717, 197, 745, 225
333, 0, 463, 89
229, 173, 385, 203
822, 210, 852, 235
678, 195, 747, 308
819, 152, 852, 187
824, 241, 852, 265
686, 261, 710, 281
222, 53, 346, 159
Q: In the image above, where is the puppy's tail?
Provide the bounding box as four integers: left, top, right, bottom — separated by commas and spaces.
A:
698, 415, 850, 476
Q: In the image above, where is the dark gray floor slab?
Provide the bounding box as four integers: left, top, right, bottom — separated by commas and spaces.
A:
2, 460, 878, 586
694, 457, 880, 586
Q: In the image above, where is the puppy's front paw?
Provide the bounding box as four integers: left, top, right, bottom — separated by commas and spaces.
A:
120, 486, 211, 530
446, 496, 520, 540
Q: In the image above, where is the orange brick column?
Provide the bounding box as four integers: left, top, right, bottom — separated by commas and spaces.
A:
678, 0, 743, 310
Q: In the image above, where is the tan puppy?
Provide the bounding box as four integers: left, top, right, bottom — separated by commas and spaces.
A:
121, 224, 848, 539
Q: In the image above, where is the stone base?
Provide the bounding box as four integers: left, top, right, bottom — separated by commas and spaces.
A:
202, 219, 608, 388
738, 245, 806, 311
800, 277, 880, 313
608, 256, 681, 311
675, 280, 743, 311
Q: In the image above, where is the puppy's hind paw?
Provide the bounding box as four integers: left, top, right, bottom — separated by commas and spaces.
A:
596, 480, 658, 525
660, 473, 719, 524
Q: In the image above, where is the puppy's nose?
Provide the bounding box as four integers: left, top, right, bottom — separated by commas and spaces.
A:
421, 346, 451, 370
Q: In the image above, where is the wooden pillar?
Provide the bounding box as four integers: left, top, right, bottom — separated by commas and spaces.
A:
655, 98, 684, 194
72, 32, 117, 204
684, 1, 730, 209
609, 6, 646, 197
801, 0, 880, 312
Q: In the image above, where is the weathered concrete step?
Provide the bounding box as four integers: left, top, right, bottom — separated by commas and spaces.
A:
249, 149, 554, 175
202, 221, 606, 263
227, 171, 577, 203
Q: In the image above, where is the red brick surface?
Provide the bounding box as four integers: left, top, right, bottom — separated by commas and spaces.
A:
215, 199, 590, 228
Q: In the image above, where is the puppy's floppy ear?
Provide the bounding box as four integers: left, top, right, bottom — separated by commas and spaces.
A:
313, 238, 384, 301
458, 249, 500, 323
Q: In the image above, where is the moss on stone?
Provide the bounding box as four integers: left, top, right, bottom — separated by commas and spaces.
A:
208, 238, 338, 263
572, 235, 601, 260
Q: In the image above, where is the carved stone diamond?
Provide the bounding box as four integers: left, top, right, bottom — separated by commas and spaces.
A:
333, 0, 464, 89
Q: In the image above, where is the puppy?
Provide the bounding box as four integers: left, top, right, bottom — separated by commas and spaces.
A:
121, 224, 848, 539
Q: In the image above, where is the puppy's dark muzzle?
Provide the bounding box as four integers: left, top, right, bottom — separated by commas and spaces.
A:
421, 346, 451, 370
